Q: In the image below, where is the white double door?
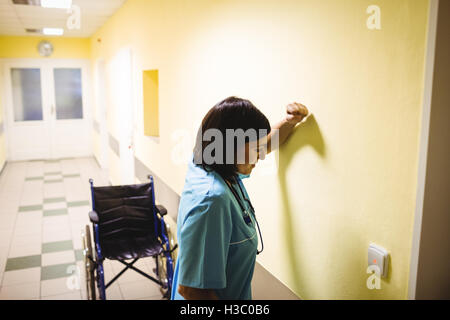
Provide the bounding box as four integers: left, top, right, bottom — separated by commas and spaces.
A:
3, 59, 92, 161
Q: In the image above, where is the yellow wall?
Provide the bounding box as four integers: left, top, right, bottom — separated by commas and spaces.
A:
90, 0, 430, 299
0, 35, 90, 59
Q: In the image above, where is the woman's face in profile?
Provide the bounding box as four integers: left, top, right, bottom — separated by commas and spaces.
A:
235, 138, 267, 175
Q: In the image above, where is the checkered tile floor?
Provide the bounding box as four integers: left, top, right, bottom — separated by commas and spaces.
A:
0, 157, 163, 300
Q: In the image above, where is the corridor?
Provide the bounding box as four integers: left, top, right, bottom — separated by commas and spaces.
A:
0, 0, 448, 302
0, 158, 162, 300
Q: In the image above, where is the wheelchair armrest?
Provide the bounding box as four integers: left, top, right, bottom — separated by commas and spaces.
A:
155, 204, 168, 217
89, 210, 99, 223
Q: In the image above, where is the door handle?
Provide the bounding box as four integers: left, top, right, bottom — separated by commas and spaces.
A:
51, 105, 55, 115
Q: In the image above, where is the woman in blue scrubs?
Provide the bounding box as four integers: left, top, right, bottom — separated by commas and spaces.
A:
171, 96, 309, 300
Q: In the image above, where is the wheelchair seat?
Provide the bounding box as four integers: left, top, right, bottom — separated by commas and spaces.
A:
91, 182, 163, 260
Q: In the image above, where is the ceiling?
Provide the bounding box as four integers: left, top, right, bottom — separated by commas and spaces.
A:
0, 0, 127, 37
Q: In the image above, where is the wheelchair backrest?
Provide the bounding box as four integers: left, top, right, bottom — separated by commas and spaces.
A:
91, 182, 160, 260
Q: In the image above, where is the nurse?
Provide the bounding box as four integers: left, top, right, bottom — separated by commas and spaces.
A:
171, 96, 309, 300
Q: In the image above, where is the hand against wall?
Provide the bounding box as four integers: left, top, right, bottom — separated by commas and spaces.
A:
286, 102, 309, 125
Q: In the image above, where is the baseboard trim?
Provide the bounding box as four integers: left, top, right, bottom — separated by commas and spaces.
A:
0, 160, 6, 177
252, 262, 301, 300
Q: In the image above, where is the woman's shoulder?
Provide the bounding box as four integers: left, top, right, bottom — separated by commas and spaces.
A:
178, 166, 231, 222
181, 164, 229, 205
207, 175, 229, 199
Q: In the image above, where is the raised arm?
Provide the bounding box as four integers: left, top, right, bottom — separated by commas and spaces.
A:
266, 102, 309, 153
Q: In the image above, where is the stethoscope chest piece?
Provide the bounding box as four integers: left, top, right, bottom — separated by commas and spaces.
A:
243, 210, 252, 225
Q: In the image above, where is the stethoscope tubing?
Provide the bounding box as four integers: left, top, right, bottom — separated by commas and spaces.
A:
225, 176, 264, 255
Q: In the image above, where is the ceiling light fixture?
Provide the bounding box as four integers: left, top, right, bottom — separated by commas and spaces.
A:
41, 0, 72, 9
12, 0, 40, 5
43, 27, 64, 36
25, 28, 42, 33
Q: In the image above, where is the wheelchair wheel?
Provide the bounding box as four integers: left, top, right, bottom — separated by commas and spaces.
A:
165, 222, 177, 262
155, 253, 169, 298
155, 221, 177, 299
82, 225, 96, 300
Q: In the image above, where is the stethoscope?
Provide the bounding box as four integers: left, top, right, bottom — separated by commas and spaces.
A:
224, 176, 264, 255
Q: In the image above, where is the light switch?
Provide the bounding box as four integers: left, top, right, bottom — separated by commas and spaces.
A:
368, 243, 389, 278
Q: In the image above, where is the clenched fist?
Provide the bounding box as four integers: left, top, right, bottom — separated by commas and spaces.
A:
286, 102, 309, 125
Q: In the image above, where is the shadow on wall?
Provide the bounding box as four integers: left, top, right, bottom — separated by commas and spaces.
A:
277, 115, 395, 299
277, 114, 326, 296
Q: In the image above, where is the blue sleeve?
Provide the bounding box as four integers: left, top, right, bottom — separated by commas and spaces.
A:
177, 194, 232, 289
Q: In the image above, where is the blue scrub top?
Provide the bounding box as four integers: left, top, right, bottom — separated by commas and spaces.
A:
171, 159, 258, 300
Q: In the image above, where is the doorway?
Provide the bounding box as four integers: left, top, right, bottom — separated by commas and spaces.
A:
409, 0, 450, 299
106, 47, 135, 185
94, 58, 109, 171
2, 58, 92, 161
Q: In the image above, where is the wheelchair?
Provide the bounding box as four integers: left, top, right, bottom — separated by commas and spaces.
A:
81, 175, 177, 300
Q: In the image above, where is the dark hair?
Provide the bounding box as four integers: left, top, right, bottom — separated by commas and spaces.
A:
193, 96, 271, 182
